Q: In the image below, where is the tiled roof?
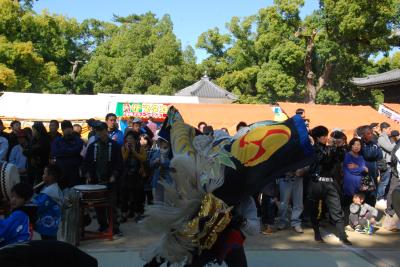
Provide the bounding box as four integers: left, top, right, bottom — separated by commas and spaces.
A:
175, 75, 238, 100
351, 69, 400, 88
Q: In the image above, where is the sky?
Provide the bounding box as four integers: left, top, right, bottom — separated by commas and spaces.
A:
33, 0, 319, 61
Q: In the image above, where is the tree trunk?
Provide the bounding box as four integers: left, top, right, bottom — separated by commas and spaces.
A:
303, 29, 334, 103
316, 62, 333, 92
306, 73, 317, 104
305, 29, 317, 104
305, 63, 332, 104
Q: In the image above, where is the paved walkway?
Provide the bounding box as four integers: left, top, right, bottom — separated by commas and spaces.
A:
78, 219, 400, 267
87, 249, 378, 267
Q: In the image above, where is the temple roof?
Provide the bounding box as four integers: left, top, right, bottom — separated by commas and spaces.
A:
351, 69, 400, 88
175, 75, 238, 100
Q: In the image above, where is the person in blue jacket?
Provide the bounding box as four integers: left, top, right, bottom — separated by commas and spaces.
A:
106, 113, 124, 147
32, 164, 63, 240
360, 125, 383, 206
149, 137, 172, 202
343, 138, 368, 198
0, 183, 34, 247
51, 120, 84, 190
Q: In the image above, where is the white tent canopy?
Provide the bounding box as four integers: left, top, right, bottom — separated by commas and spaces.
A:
0, 92, 200, 121
99, 93, 200, 114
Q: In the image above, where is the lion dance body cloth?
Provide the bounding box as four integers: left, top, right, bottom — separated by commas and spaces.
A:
141, 106, 314, 266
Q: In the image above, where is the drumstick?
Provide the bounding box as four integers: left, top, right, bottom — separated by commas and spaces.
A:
33, 181, 44, 190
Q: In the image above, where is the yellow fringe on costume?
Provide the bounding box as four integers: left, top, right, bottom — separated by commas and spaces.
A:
178, 193, 232, 252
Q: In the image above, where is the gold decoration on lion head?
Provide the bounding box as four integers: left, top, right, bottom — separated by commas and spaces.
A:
178, 193, 232, 252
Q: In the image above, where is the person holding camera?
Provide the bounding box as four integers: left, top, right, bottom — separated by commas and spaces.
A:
360, 125, 383, 206
307, 126, 351, 245
120, 131, 148, 222
377, 122, 395, 208
343, 138, 369, 200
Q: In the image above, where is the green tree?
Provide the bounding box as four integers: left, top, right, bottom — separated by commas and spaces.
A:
197, 0, 400, 104
78, 13, 198, 95
0, 36, 61, 92
0, 0, 93, 93
197, 1, 305, 103
301, 0, 399, 103
373, 51, 400, 73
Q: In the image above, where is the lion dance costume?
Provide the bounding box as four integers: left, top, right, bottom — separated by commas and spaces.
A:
141, 106, 314, 266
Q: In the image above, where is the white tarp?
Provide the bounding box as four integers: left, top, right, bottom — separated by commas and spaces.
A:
99, 93, 200, 113
0, 92, 109, 121
0, 92, 200, 121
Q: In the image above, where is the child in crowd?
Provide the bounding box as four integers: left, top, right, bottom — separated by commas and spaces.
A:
349, 193, 378, 234
149, 137, 172, 202
32, 165, 63, 240
8, 130, 29, 182
0, 183, 34, 247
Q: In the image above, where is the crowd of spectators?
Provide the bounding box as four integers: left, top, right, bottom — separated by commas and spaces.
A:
1, 108, 400, 249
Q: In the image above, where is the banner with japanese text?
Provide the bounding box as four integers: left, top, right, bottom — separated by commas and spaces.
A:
116, 102, 169, 120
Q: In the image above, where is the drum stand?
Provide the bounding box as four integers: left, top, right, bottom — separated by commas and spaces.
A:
77, 200, 114, 245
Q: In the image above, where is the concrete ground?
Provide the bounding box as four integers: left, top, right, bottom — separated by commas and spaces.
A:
78, 217, 400, 267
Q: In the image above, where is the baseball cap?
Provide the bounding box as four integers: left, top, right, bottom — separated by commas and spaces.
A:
132, 117, 142, 124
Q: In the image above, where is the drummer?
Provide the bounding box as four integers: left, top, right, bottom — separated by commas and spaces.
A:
32, 165, 63, 240
0, 183, 34, 247
82, 121, 123, 236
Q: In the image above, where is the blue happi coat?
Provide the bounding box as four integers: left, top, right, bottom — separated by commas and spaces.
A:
0, 210, 30, 247
32, 183, 63, 237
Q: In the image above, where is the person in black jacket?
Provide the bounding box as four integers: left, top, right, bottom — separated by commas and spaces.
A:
82, 121, 123, 236
307, 126, 351, 245
6, 120, 21, 160
49, 120, 62, 145
24, 122, 50, 186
